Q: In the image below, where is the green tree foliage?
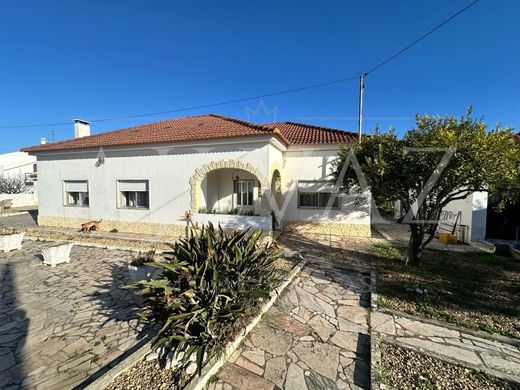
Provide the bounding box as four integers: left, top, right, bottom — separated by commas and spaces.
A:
132, 223, 280, 374
331, 109, 520, 265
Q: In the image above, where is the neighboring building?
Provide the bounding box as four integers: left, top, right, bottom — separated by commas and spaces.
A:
394, 192, 489, 243
441, 192, 488, 242
22, 115, 370, 237
0, 151, 36, 180
0, 151, 38, 208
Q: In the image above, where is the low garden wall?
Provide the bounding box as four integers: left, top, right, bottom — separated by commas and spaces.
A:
0, 192, 37, 208
192, 213, 272, 233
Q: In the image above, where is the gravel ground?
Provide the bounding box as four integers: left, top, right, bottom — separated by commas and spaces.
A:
380, 343, 520, 390
106, 361, 188, 390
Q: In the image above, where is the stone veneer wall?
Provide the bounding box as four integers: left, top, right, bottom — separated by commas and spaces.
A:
283, 221, 371, 237
38, 216, 371, 238
37, 215, 186, 238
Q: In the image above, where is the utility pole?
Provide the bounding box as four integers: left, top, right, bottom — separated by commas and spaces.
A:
358, 73, 365, 143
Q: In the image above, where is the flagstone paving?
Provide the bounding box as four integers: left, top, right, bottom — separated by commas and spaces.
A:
0, 241, 144, 389
210, 233, 378, 390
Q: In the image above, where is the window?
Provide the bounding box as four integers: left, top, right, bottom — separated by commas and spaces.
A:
118, 180, 149, 209
64, 180, 89, 207
234, 180, 254, 206
297, 181, 339, 209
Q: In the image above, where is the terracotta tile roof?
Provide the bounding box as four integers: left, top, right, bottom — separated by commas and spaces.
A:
22, 114, 355, 152
267, 121, 358, 145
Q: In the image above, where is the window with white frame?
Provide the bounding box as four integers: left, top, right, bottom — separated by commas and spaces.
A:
64, 180, 89, 207
234, 180, 254, 206
297, 180, 339, 209
118, 180, 149, 209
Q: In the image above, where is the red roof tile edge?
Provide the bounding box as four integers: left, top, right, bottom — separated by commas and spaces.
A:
21, 114, 356, 153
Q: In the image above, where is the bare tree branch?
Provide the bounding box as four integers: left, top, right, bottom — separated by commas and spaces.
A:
0, 174, 28, 194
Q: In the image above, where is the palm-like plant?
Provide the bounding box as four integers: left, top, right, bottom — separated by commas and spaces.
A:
134, 223, 280, 374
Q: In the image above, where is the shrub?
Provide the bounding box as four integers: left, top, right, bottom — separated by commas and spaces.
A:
0, 228, 19, 235
130, 249, 156, 266
134, 223, 280, 374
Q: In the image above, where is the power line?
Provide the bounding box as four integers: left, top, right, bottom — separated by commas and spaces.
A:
0, 0, 481, 130
365, 0, 481, 75
0, 76, 358, 129
0, 120, 71, 129
89, 75, 360, 123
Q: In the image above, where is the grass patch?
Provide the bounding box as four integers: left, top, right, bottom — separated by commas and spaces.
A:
373, 242, 402, 259
374, 244, 520, 338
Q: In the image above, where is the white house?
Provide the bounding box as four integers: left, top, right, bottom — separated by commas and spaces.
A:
440, 192, 488, 242
0, 151, 38, 208
22, 115, 370, 237
394, 191, 489, 243
0, 151, 36, 178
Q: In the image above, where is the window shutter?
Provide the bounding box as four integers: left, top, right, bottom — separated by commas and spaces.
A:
65, 181, 88, 192
297, 181, 334, 193
119, 180, 148, 192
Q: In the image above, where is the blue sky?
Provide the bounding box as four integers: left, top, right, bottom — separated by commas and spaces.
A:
1, 0, 519, 153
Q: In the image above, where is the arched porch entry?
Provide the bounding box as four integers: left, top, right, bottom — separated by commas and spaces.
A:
189, 160, 270, 213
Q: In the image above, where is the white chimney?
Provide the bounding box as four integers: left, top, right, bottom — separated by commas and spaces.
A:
40, 137, 47, 145
74, 119, 91, 138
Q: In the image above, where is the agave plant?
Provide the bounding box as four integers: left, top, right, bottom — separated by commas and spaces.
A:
134, 223, 280, 374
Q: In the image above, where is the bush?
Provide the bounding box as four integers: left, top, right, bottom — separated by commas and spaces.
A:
0, 173, 27, 194
130, 249, 156, 266
0, 228, 19, 235
133, 223, 280, 374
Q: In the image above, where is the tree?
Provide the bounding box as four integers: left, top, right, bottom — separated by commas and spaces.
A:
0, 173, 28, 194
331, 109, 520, 265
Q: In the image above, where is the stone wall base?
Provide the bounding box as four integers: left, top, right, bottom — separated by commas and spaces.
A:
37, 215, 186, 237
283, 221, 371, 237
38, 216, 371, 238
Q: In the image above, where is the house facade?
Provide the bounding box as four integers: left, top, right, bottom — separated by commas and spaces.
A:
23, 115, 370, 238
0, 151, 36, 178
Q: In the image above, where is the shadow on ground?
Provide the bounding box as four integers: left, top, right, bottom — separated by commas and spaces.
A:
75, 262, 155, 389
0, 263, 29, 389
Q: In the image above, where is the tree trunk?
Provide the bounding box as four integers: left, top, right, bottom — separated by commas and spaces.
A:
407, 224, 425, 265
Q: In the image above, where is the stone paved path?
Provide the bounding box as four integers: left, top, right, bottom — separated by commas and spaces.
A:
372, 311, 520, 383
210, 233, 379, 390
0, 212, 38, 230
0, 241, 145, 389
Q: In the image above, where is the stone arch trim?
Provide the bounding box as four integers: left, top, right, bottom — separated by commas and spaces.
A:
271, 169, 282, 210
189, 159, 270, 211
